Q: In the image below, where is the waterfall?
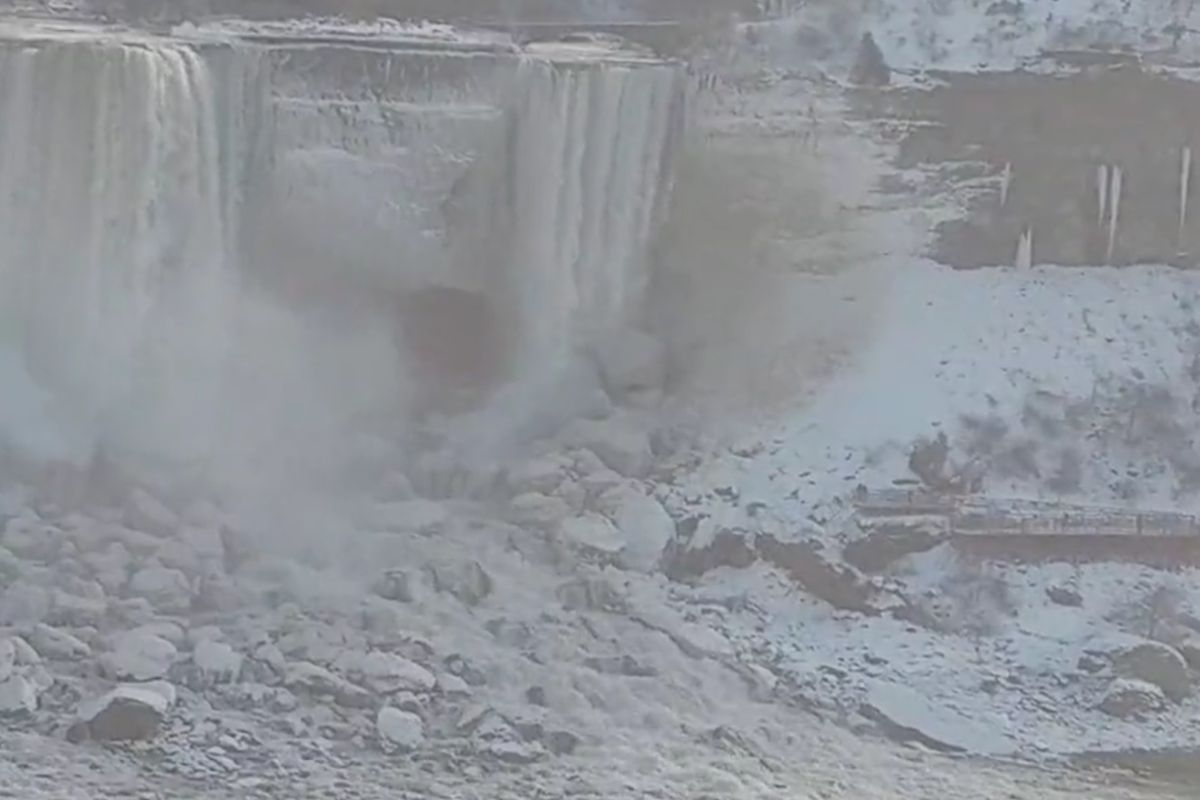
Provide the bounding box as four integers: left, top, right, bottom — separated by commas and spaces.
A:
506, 56, 682, 381
999, 161, 1011, 207
0, 39, 268, 463
1097, 163, 1109, 229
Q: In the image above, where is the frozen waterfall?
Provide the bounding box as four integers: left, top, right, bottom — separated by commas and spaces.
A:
0, 28, 684, 475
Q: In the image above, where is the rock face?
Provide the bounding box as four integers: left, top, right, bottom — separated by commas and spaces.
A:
1112, 642, 1192, 703
1098, 678, 1166, 718
376, 706, 425, 752
128, 566, 192, 614
70, 682, 175, 742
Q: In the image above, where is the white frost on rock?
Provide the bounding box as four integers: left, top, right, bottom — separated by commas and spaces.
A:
193, 639, 243, 685
73, 682, 175, 742
375, 706, 425, 752
560, 418, 654, 479
125, 488, 178, 537
557, 513, 626, 556
0, 674, 39, 714
1098, 678, 1166, 719
102, 631, 178, 681
128, 566, 192, 614
595, 485, 674, 573
29, 624, 91, 660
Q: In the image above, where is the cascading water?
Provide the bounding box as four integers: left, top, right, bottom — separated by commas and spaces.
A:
0, 23, 684, 481
506, 52, 682, 380
0, 37, 268, 466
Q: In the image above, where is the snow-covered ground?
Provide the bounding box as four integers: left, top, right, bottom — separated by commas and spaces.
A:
674, 260, 1200, 534
746, 0, 1200, 74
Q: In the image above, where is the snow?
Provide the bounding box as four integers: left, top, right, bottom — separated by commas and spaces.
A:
749, 0, 1200, 74
674, 260, 1200, 533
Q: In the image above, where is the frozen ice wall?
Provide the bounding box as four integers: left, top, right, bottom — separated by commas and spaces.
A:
0, 36, 269, 466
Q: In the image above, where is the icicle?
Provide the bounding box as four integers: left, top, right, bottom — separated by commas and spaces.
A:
1097, 163, 1108, 228
1180, 146, 1192, 248
1000, 161, 1012, 207
1015, 226, 1033, 269
1107, 164, 1122, 265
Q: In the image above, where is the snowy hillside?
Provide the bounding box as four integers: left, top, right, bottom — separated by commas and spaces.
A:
675, 260, 1200, 533
747, 0, 1200, 73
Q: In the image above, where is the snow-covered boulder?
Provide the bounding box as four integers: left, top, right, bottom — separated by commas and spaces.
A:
1112, 641, 1192, 703
1098, 678, 1166, 719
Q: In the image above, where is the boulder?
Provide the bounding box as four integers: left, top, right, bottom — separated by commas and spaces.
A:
0, 675, 39, 714
127, 566, 192, 615
284, 661, 372, 708
101, 631, 178, 681
560, 419, 653, 479
70, 682, 175, 742
505, 456, 570, 496
1046, 583, 1084, 607
595, 486, 674, 573
557, 514, 625, 557
1098, 678, 1166, 719
29, 624, 91, 660
425, 561, 493, 607
1177, 637, 1200, 671
192, 640, 243, 686
1112, 642, 1192, 703
0, 637, 14, 682
125, 489, 178, 537
375, 706, 424, 752
507, 493, 572, 531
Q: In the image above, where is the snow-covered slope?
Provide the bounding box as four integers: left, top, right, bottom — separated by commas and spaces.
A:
748, 0, 1200, 73
676, 260, 1200, 533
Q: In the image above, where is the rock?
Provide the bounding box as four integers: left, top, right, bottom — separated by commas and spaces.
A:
483, 740, 544, 765
1099, 678, 1166, 718
0, 583, 50, 625
1046, 583, 1083, 607
507, 493, 572, 530
125, 489, 178, 537
192, 640, 243, 686
593, 329, 665, 400
3, 515, 62, 561
560, 419, 653, 479
556, 575, 624, 612
595, 486, 674, 573
129, 620, 186, 647
364, 499, 448, 535
48, 590, 108, 628
0, 675, 39, 714
544, 729, 581, 756
335, 650, 436, 695
128, 566, 192, 614
359, 651, 436, 694
436, 672, 471, 697
505, 456, 570, 496
425, 561, 492, 607
1177, 637, 1200, 671
186, 625, 224, 648
1112, 642, 1192, 703
29, 624, 91, 660
849, 31, 890, 86
284, 661, 372, 708
372, 570, 418, 603
70, 682, 175, 742
102, 631, 178, 681
0, 637, 14, 682
584, 654, 657, 677
0, 546, 22, 582
557, 514, 625, 557
375, 706, 424, 752
9, 636, 39, 666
